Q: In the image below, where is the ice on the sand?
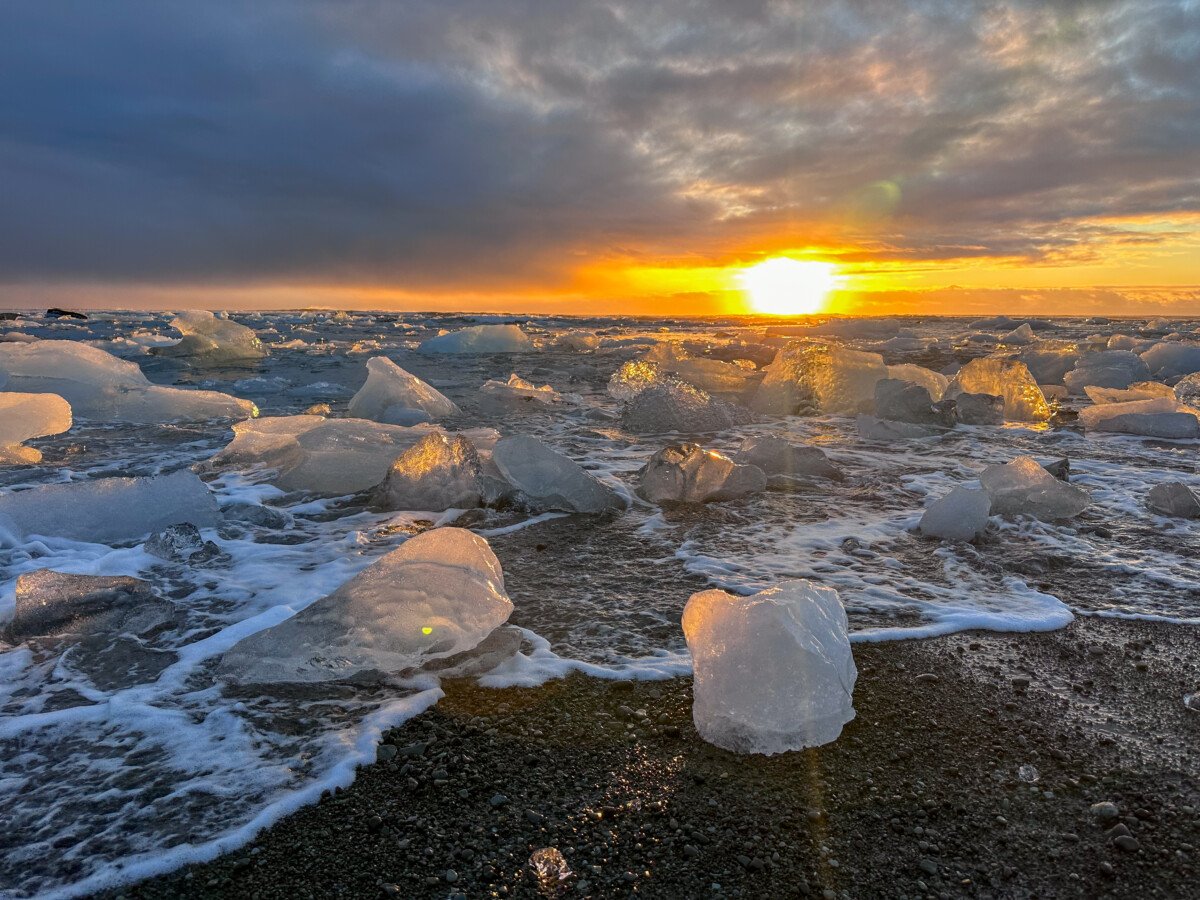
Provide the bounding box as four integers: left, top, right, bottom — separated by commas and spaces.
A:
642, 342, 756, 394
6, 570, 165, 641
607, 359, 665, 401
1002, 323, 1036, 345
144, 523, 222, 562
152, 310, 266, 362
856, 415, 944, 441
682, 580, 856, 754
218, 527, 513, 683
0, 340, 255, 422
203, 414, 499, 495
979, 456, 1090, 520
1078, 397, 1200, 438
1084, 382, 1174, 404
919, 486, 991, 541
347, 356, 460, 421
954, 392, 1005, 425
377, 432, 486, 511
1140, 341, 1200, 379
0, 392, 72, 464
751, 343, 886, 415
419, 324, 533, 354
1064, 350, 1151, 393
1146, 482, 1200, 519
0, 470, 219, 543
478, 374, 562, 412
621, 381, 756, 434
873, 378, 954, 426
637, 443, 766, 503
1018, 342, 1080, 385
945, 358, 1049, 422
733, 435, 841, 480
492, 435, 623, 513
886, 363, 948, 401
1175, 372, 1200, 409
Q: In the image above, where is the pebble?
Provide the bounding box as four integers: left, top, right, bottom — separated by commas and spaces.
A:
1090, 801, 1120, 821
444, 869, 459, 883
1113, 836, 1140, 853
919, 858, 938, 875
916, 673, 939, 683
489, 793, 508, 808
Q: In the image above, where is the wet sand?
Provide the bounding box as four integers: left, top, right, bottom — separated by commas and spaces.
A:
115, 616, 1198, 899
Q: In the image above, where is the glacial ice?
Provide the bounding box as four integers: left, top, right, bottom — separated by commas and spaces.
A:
478, 374, 562, 412
203, 415, 499, 495
1140, 341, 1200, 379
7, 570, 165, 641
621, 381, 756, 434
347, 357, 460, 421
637, 443, 766, 503
419, 324, 533, 354
979, 456, 1090, 520
1078, 397, 1200, 437
218, 528, 513, 683
1017, 342, 1081, 385
376, 432, 486, 512
945, 358, 1050, 422
856, 415, 944, 441
491, 435, 623, 513
1064, 350, 1151, 393
1146, 482, 1200, 519
0, 470, 219, 543
873, 378, 955, 427
642, 342, 756, 394
144, 523, 223, 563
1175, 372, 1200, 409
1084, 382, 1175, 404
886, 363, 948, 401
733, 435, 841, 480
751, 343, 886, 415
152, 310, 266, 362
0, 392, 72, 464
954, 392, 1005, 425
919, 486, 991, 541
682, 580, 857, 754
0, 340, 255, 422
554, 331, 600, 351
607, 359, 666, 401
1002, 323, 1036, 345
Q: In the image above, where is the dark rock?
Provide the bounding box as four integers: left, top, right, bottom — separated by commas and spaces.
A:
45, 308, 88, 320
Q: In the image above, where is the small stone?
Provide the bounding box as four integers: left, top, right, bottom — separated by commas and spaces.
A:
1113, 836, 1140, 852
916, 673, 939, 683
444, 869, 459, 883
1090, 801, 1120, 821
919, 858, 938, 875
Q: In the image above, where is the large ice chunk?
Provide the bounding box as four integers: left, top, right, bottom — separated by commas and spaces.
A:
491, 435, 623, 513
751, 343, 886, 415
376, 432, 486, 512
1078, 397, 1200, 437
554, 331, 600, 351
0, 470, 219, 543
152, 310, 266, 362
886, 364, 948, 401
855, 415, 944, 441
1146, 482, 1200, 518
1175, 372, 1200, 410
637, 443, 766, 503
682, 580, 856, 754
477, 374, 562, 413
919, 486, 991, 541
1064, 350, 1151, 393
419, 324, 533, 354
1002, 323, 1036, 345
621, 382, 756, 434
0, 340, 255, 422
642, 343, 756, 394
954, 392, 1005, 425
203, 414, 498, 495
1084, 382, 1174, 404
945, 358, 1049, 422
979, 456, 1090, 520
873, 378, 955, 426
1017, 342, 1081, 385
347, 357, 460, 421
0, 392, 72, 464
607, 359, 666, 401
6, 570, 166, 641
218, 528, 513, 683
733, 435, 841, 480
1141, 342, 1200, 379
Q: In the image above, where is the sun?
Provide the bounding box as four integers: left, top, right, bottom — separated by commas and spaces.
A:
738, 258, 839, 315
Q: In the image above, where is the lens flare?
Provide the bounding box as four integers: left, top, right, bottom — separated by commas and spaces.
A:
738, 258, 839, 315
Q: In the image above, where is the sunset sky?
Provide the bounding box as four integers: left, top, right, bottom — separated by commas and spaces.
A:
1, 1, 1197, 316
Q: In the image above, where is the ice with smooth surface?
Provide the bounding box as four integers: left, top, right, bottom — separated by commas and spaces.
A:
1140, 341, 1200, 379
0, 340, 255, 422
1002, 323, 1036, 345
7, 570, 161, 640
945, 357, 1049, 422
621, 381, 756, 434
377, 432, 486, 511
979, 456, 1090, 520
152, 310, 266, 362
478, 374, 562, 412
886, 363, 948, 400
752, 343, 886, 415
642, 342, 756, 394
218, 528, 513, 683
873, 378, 954, 426
1146, 482, 1200, 518
1084, 382, 1174, 404
347, 357, 460, 421
919, 486, 991, 541
0, 470, 219, 543
491, 435, 623, 513
1018, 342, 1081, 385
733, 435, 841, 480
0, 392, 72, 464
419, 324, 533, 354
856, 414, 944, 441
637, 443, 766, 503
954, 392, 1005, 425
1078, 397, 1200, 437
682, 580, 857, 754
1064, 350, 1151, 393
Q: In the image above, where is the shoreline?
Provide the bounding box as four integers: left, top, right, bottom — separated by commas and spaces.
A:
111, 615, 1199, 899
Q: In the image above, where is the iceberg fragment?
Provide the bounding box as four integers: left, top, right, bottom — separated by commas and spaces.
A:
6, 570, 166, 641
1002, 323, 1036, 345
636, 443, 766, 503
873, 378, 955, 427
1146, 482, 1200, 519
377, 432, 486, 512
1078, 397, 1200, 438
855, 415, 944, 441
733, 435, 841, 480
491, 435, 622, 513
1084, 382, 1174, 405
953, 392, 1005, 426
751, 343, 886, 415
885, 363, 948, 401
419, 324, 533, 354
0, 392, 72, 464
0, 470, 219, 543
477, 374, 562, 413
1064, 350, 1151, 393
218, 528, 513, 683
1140, 342, 1200, 379
945, 358, 1049, 422
621, 382, 756, 434
979, 456, 1090, 520
642, 343, 756, 394
682, 580, 856, 754
347, 356, 460, 421
919, 486, 991, 541
152, 310, 266, 362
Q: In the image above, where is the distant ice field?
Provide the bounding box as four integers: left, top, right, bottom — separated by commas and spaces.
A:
1, 309, 1198, 896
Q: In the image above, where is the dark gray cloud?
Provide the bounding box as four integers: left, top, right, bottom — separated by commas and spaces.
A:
0, 0, 1196, 288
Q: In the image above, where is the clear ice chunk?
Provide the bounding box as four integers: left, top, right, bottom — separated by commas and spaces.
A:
873, 378, 955, 426
945, 358, 1049, 422
919, 486, 991, 541
7, 570, 164, 641
376, 432, 486, 512
682, 580, 857, 754
886, 363, 948, 401
751, 343, 886, 415
151, 310, 266, 362
419, 324, 533, 354
477, 374, 562, 413
1078, 397, 1200, 437
0, 392, 72, 464
347, 356, 460, 421
621, 382, 755, 434
979, 455, 1090, 520
1064, 350, 1151, 393
636, 443, 766, 503
733, 435, 841, 480
491, 435, 623, 513
1140, 341, 1200, 379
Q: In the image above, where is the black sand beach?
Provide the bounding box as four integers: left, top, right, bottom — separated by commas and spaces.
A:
115, 616, 1198, 899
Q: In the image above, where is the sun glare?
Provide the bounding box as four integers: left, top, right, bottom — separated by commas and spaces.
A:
738, 258, 838, 315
